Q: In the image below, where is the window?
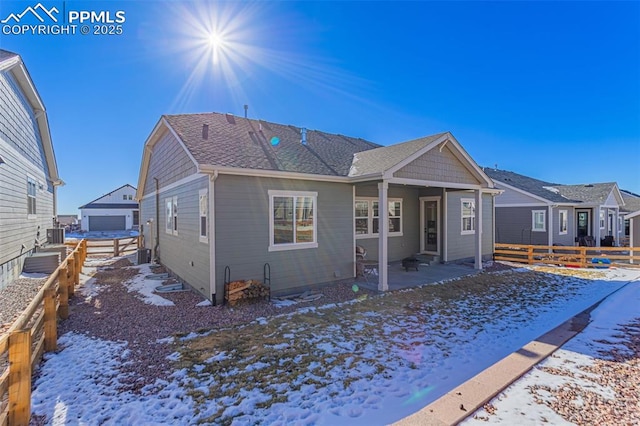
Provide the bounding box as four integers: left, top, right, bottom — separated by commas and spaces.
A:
532, 210, 546, 232
199, 189, 208, 243
133, 210, 139, 227
354, 198, 403, 237
269, 190, 317, 251
618, 216, 623, 233
123, 195, 127, 200
128, 195, 133, 200
461, 199, 475, 234
559, 210, 568, 235
599, 209, 605, 229
27, 177, 37, 216
165, 196, 178, 235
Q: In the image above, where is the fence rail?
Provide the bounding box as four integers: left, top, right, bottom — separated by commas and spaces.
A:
66, 236, 139, 257
494, 243, 640, 268
0, 240, 87, 426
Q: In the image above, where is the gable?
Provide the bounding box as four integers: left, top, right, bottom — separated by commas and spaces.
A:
603, 190, 620, 207
393, 144, 481, 185
494, 183, 549, 206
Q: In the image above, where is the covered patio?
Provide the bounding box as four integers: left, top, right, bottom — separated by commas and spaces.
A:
355, 259, 481, 292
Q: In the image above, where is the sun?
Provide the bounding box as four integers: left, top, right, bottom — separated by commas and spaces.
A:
205, 30, 227, 63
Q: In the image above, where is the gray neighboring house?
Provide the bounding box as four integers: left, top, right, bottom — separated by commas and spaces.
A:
484, 168, 625, 247
621, 190, 640, 249
0, 50, 63, 289
136, 112, 497, 304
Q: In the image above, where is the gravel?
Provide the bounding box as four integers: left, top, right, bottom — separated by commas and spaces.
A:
0, 276, 48, 334
55, 257, 376, 392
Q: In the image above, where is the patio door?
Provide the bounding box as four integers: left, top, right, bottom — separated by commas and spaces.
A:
420, 197, 440, 254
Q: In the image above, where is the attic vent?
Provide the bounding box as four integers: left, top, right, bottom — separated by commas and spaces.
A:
202, 124, 209, 140
584, 184, 594, 187
301, 128, 307, 145
225, 113, 236, 125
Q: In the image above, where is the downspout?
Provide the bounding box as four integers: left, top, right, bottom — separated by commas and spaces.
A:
153, 177, 160, 261
209, 171, 219, 304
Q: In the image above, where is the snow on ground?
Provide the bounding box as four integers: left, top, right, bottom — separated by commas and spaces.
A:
122, 263, 175, 306
462, 273, 640, 425
30, 267, 640, 425
65, 230, 139, 240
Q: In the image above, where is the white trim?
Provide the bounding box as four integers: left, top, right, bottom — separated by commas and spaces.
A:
474, 189, 483, 270
547, 205, 553, 249
388, 177, 482, 190
378, 181, 389, 291
140, 173, 205, 201
461, 198, 476, 235
532, 210, 546, 232
354, 197, 403, 239
198, 188, 208, 244
208, 173, 217, 300
495, 203, 551, 208
442, 188, 448, 262
559, 209, 568, 235
420, 196, 440, 255
599, 209, 605, 229
352, 185, 356, 278
492, 180, 555, 205
200, 164, 350, 184
268, 190, 318, 252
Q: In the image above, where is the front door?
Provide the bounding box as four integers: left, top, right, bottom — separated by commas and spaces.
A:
420, 197, 440, 254
577, 210, 590, 237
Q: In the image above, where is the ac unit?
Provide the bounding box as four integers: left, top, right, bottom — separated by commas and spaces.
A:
46, 228, 65, 244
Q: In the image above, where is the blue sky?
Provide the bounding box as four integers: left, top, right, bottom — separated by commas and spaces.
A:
1, 1, 639, 215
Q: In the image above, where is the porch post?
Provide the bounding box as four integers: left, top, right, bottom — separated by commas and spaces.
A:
378, 181, 389, 291
547, 205, 553, 251
474, 189, 483, 270
595, 208, 601, 246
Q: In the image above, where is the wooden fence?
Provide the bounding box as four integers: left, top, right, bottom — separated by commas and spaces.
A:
494, 243, 640, 268
67, 236, 139, 257
0, 240, 87, 426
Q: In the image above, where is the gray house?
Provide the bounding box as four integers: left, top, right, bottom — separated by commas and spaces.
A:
484, 168, 625, 247
621, 190, 640, 249
0, 50, 63, 289
136, 112, 497, 304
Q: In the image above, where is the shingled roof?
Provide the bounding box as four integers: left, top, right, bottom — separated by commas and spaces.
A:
621, 190, 640, 213
164, 113, 381, 177
349, 133, 447, 177
485, 168, 624, 206
482, 168, 570, 203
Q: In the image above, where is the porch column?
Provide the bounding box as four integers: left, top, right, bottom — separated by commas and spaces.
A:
595, 208, 601, 246
547, 205, 553, 251
474, 189, 483, 270
378, 181, 389, 291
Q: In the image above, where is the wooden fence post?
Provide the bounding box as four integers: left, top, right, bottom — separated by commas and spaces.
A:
67, 258, 75, 297
8, 330, 31, 426
527, 246, 534, 264
579, 247, 587, 268
114, 239, 120, 257
59, 266, 69, 320
74, 250, 81, 287
44, 288, 57, 352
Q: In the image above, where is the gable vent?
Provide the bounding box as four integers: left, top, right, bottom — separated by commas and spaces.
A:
202, 124, 209, 140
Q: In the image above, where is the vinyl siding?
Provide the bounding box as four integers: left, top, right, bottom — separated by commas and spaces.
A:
394, 145, 480, 185
495, 206, 550, 245
446, 191, 493, 261
0, 70, 55, 289
214, 175, 354, 304
140, 175, 211, 298
553, 206, 576, 246
142, 130, 197, 196
354, 184, 420, 261
493, 184, 548, 205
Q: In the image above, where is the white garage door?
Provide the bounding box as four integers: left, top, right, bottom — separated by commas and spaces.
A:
88, 216, 126, 231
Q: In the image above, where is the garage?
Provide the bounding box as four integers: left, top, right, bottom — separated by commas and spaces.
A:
88, 216, 126, 231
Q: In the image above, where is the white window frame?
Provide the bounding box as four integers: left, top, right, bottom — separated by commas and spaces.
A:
165, 196, 178, 235
599, 209, 605, 229
559, 209, 568, 235
27, 176, 37, 218
532, 210, 546, 232
122, 194, 127, 200
268, 190, 318, 252
354, 197, 403, 239
461, 198, 475, 235
199, 189, 208, 243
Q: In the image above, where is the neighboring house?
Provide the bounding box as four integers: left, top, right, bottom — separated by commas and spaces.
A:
137, 112, 497, 304
57, 214, 80, 230
621, 190, 640, 248
0, 50, 63, 289
484, 168, 625, 247
79, 184, 139, 231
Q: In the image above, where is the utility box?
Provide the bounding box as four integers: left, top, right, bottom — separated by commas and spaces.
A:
137, 248, 151, 265
46, 228, 65, 244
